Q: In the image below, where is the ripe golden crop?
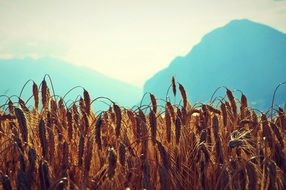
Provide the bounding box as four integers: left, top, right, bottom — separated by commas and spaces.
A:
0, 78, 285, 189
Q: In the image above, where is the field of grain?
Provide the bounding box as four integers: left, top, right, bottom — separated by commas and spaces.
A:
0, 77, 286, 190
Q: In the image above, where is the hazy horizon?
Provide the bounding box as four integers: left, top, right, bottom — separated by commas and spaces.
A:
1, 0, 286, 87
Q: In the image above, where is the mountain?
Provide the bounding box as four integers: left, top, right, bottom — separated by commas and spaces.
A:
0, 57, 141, 109
144, 19, 286, 110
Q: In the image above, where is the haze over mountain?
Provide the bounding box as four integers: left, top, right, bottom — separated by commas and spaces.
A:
144, 19, 286, 109
0, 57, 141, 108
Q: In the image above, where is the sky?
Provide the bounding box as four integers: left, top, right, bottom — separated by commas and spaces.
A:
0, 0, 286, 87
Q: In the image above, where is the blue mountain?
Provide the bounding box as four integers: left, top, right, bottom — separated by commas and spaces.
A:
0, 57, 141, 109
144, 19, 286, 109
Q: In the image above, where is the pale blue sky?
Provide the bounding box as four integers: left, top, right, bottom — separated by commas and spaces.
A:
0, 0, 286, 87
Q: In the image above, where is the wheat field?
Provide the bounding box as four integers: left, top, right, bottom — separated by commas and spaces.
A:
0, 77, 285, 190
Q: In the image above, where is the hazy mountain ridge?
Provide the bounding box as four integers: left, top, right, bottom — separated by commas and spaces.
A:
0, 57, 141, 108
144, 19, 286, 109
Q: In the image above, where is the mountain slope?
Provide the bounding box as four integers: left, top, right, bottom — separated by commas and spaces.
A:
144, 19, 286, 109
0, 57, 141, 108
